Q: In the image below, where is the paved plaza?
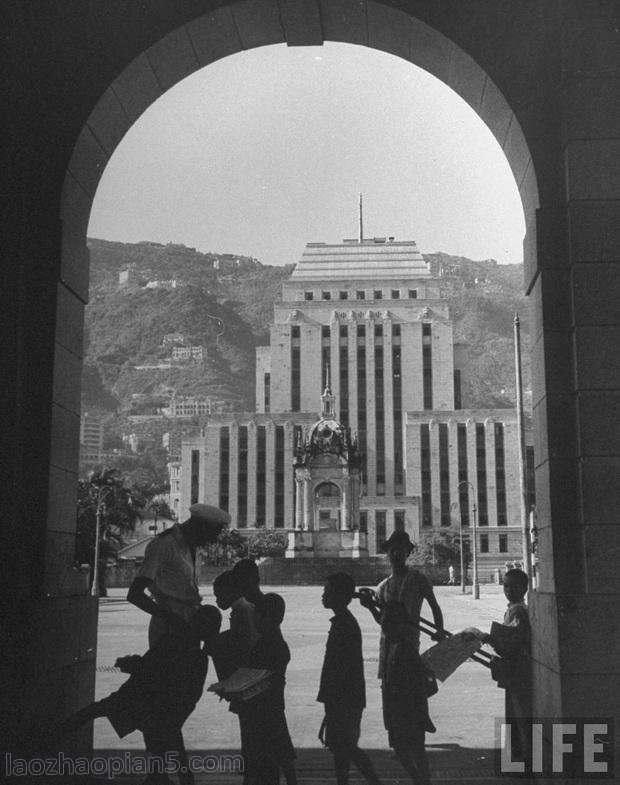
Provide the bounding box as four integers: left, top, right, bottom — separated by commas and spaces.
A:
90, 584, 518, 783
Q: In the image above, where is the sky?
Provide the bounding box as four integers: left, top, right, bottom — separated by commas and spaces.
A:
88, 42, 526, 267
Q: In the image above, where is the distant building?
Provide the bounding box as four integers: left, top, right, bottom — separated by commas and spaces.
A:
163, 395, 211, 418
118, 268, 140, 288
79, 412, 108, 467
167, 460, 182, 517
162, 333, 186, 346
145, 279, 178, 289
171, 345, 205, 361
179, 232, 532, 574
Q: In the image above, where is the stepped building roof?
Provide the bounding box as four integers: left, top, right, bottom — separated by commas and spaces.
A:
290, 238, 430, 281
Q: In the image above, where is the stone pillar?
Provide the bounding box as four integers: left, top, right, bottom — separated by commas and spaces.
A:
447, 418, 460, 526
429, 418, 441, 528
341, 484, 349, 530
303, 474, 312, 531
295, 475, 303, 529
365, 314, 376, 495
383, 317, 395, 497
283, 421, 294, 528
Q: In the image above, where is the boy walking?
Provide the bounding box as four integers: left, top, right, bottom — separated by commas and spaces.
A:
317, 573, 381, 785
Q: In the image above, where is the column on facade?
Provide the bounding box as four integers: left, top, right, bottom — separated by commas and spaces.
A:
247, 420, 257, 527
447, 418, 460, 527
347, 316, 358, 440
341, 482, 349, 530
383, 315, 395, 497
330, 313, 340, 412
484, 418, 498, 528
429, 418, 441, 528
365, 313, 377, 496
303, 471, 312, 531
465, 418, 479, 545
203, 426, 220, 507
404, 413, 421, 498
401, 321, 423, 410
283, 421, 294, 528
265, 420, 275, 528
228, 421, 240, 525
294, 474, 304, 529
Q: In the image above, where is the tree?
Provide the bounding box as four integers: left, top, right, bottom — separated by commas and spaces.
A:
247, 529, 288, 559
412, 531, 471, 578
76, 468, 145, 596
201, 528, 247, 566
146, 496, 176, 533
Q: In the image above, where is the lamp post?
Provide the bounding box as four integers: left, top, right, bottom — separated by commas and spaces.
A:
450, 497, 466, 593
90, 488, 111, 597
457, 480, 480, 600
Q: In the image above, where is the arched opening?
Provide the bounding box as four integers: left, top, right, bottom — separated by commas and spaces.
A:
10, 0, 619, 771
59, 0, 540, 748
314, 481, 341, 530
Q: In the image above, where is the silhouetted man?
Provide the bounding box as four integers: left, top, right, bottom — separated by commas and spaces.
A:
128, 503, 230, 644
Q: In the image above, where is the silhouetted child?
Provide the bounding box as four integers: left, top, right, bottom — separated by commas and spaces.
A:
381, 601, 435, 785
317, 573, 381, 785
483, 568, 531, 760
212, 569, 259, 679
60, 605, 222, 785
233, 558, 265, 605
236, 593, 297, 785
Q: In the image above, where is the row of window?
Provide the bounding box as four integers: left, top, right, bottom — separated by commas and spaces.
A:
421, 422, 508, 527
216, 425, 288, 528
304, 289, 418, 301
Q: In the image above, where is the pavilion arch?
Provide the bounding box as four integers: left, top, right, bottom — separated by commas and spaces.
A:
7, 0, 620, 769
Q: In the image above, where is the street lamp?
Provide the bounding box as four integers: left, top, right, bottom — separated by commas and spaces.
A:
90, 484, 113, 598
450, 499, 466, 594
457, 480, 480, 600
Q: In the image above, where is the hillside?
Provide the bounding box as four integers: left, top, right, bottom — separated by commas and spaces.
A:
82, 239, 530, 422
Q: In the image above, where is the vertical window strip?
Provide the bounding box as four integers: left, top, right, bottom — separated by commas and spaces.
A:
256, 426, 266, 527
421, 424, 432, 527
457, 424, 469, 526
218, 427, 230, 511
476, 423, 488, 526
495, 423, 507, 526
190, 449, 200, 505
439, 423, 450, 526
237, 425, 248, 527
392, 342, 403, 494
274, 425, 285, 527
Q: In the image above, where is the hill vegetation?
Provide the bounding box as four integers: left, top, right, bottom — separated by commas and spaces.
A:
82, 239, 530, 476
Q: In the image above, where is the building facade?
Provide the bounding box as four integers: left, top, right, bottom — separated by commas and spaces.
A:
181, 236, 529, 573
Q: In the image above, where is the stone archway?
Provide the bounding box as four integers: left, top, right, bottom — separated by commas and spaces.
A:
5, 1, 620, 767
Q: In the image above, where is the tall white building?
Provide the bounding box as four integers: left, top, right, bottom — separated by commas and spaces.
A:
180, 234, 530, 574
